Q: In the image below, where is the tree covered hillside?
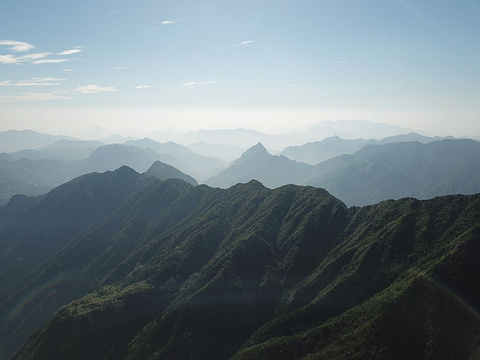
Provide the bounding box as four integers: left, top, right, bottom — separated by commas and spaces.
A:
0, 168, 479, 360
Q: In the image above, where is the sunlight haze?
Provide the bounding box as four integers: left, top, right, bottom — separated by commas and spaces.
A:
1, 0, 479, 138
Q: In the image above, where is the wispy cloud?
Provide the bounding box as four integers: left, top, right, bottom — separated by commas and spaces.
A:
0, 55, 18, 64
234, 40, 253, 46
136, 85, 151, 89
161, 20, 177, 25
62, 68, 75, 72
76, 85, 117, 94
58, 49, 80, 55
114, 66, 127, 70
0, 77, 66, 86
179, 80, 215, 89
18, 52, 51, 60
0, 40, 34, 52
0, 92, 71, 103
32, 58, 70, 65
0, 52, 50, 65
0, 41, 80, 65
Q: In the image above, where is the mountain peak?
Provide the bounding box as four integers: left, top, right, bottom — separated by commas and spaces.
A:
242, 142, 269, 156
230, 142, 270, 166
144, 161, 198, 186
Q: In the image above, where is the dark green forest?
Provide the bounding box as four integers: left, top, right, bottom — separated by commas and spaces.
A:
1, 166, 480, 359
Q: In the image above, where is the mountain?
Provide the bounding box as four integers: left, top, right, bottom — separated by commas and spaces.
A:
5, 140, 103, 161
280, 136, 376, 164
0, 166, 144, 293
205, 142, 314, 188
1, 170, 479, 360
376, 132, 451, 144
0, 130, 75, 153
306, 139, 480, 206
186, 141, 246, 164
82, 144, 159, 173
0, 144, 199, 205
300, 120, 417, 140
280, 133, 451, 165
174, 121, 419, 151
145, 160, 198, 186
125, 138, 226, 181
176, 128, 269, 148
0, 158, 78, 205
0, 194, 43, 232
201, 139, 480, 207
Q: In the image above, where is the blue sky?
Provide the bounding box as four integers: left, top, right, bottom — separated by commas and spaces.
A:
0, 0, 479, 137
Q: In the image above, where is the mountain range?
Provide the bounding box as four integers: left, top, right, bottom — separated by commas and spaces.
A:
208, 139, 480, 206
205, 142, 312, 189
1, 128, 479, 209
0, 167, 479, 359
0, 140, 223, 205
279, 133, 452, 165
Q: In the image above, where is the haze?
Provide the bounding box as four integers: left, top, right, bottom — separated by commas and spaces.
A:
1, 0, 479, 139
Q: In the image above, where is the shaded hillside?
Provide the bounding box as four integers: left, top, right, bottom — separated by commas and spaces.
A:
145, 160, 198, 185
0, 194, 43, 232
0, 166, 144, 297
307, 139, 480, 206
205, 142, 314, 188
0, 172, 345, 359
1, 168, 479, 359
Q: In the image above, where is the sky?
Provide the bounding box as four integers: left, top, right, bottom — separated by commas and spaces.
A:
0, 0, 479, 138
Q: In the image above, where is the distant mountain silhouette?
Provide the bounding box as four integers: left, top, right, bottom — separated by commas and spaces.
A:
206, 139, 480, 207
125, 138, 226, 181
6, 140, 104, 161
0, 130, 75, 153
306, 139, 480, 206
82, 144, 158, 173
280, 136, 376, 164
280, 133, 452, 165
205, 142, 313, 188
0, 143, 207, 204
0, 158, 77, 204
186, 141, 246, 163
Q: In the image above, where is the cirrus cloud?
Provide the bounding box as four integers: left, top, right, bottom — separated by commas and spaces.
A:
0, 40, 34, 52
0, 52, 51, 64
0, 91, 71, 103
179, 80, 215, 90
76, 85, 117, 94
0, 77, 66, 86
58, 46, 83, 55
233, 40, 253, 46
32, 58, 70, 65
0, 55, 18, 64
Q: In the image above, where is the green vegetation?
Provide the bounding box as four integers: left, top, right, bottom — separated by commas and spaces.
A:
1, 168, 479, 360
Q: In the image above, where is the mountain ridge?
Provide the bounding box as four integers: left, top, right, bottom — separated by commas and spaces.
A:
0, 167, 479, 359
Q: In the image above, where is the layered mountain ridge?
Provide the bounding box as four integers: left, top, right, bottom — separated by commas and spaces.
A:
0, 166, 479, 359
208, 139, 480, 206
